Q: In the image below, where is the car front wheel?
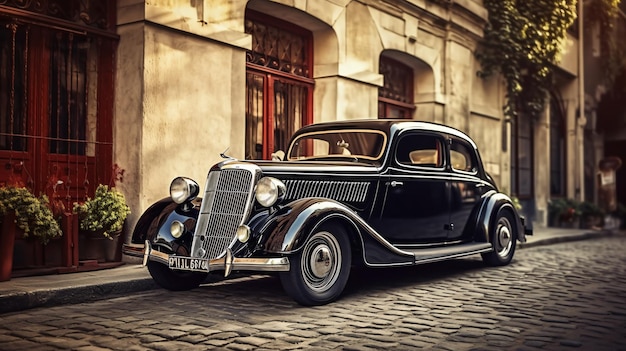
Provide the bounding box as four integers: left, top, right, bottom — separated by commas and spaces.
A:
280, 224, 351, 306
482, 209, 517, 266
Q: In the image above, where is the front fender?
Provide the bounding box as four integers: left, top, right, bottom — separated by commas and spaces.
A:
258, 198, 414, 266
476, 191, 526, 243
259, 198, 352, 254
131, 198, 201, 255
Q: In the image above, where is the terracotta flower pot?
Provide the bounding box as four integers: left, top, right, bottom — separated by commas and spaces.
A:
1, 214, 18, 281
79, 229, 122, 263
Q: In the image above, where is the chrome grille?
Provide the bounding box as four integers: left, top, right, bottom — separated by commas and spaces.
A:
284, 180, 370, 203
191, 166, 257, 260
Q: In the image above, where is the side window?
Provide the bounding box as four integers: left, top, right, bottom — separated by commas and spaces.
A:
450, 139, 476, 173
396, 134, 443, 168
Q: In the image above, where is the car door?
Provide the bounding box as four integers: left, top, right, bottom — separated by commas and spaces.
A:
372, 131, 450, 244
447, 136, 485, 242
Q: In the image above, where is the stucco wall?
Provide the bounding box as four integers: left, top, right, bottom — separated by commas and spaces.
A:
141, 25, 246, 199
116, 3, 248, 229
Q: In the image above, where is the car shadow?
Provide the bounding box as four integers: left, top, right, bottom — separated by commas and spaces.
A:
343, 257, 487, 299
193, 257, 490, 307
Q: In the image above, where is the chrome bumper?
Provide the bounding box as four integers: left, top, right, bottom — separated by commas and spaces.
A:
141, 241, 290, 277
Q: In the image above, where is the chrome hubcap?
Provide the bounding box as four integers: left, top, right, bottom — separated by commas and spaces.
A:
496, 218, 513, 257
310, 245, 332, 279
301, 231, 341, 292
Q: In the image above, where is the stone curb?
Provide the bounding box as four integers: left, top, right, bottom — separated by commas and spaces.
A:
0, 277, 157, 315
519, 230, 621, 249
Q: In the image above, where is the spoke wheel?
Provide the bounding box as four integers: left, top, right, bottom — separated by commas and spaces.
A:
280, 223, 351, 306
482, 209, 517, 266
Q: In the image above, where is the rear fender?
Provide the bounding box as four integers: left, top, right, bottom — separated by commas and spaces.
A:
475, 192, 526, 243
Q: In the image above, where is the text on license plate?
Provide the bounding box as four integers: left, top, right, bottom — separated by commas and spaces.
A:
169, 257, 209, 271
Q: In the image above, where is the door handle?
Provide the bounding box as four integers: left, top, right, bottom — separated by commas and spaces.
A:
388, 181, 403, 187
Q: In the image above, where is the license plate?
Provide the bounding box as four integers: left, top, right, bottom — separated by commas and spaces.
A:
168, 256, 209, 272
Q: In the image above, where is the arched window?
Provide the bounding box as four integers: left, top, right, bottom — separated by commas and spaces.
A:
378, 56, 414, 119
244, 11, 314, 160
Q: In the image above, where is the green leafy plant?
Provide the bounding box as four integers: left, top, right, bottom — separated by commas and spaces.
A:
548, 198, 581, 223
73, 184, 131, 239
579, 201, 605, 218
476, 0, 577, 120
511, 195, 523, 211
0, 186, 62, 244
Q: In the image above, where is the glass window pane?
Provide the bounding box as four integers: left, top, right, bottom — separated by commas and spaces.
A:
0, 23, 27, 151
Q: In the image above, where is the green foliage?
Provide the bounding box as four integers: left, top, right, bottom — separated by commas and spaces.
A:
476, 0, 577, 120
578, 201, 605, 218
74, 184, 131, 239
548, 198, 582, 222
0, 186, 62, 244
511, 195, 523, 211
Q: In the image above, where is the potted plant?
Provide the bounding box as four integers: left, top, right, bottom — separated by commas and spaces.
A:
73, 184, 131, 262
579, 201, 605, 229
548, 198, 581, 228
0, 186, 62, 281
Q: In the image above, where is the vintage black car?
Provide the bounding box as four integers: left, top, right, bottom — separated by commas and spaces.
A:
127, 119, 532, 305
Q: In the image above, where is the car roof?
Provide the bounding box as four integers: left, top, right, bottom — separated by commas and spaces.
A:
293, 119, 478, 149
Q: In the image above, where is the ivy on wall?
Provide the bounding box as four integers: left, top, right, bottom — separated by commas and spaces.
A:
475, 0, 577, 120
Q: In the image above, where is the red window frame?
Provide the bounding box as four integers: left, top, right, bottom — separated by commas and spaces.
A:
0, 1, 117, 206
244, 10, 314, 160
378, 56, 415, 119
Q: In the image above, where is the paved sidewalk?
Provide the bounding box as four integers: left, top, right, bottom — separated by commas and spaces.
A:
0, 227, 623, 314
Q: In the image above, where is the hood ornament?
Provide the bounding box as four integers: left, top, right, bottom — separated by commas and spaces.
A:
220, 148, 234, 159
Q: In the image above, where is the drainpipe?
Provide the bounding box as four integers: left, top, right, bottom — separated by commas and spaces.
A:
576, 0, 586, 201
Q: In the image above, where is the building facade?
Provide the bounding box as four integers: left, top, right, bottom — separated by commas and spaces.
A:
1, 0, 589, 265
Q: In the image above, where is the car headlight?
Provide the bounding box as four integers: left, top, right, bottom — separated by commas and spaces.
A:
170, 177, 200, 204
255, 177, 286, 207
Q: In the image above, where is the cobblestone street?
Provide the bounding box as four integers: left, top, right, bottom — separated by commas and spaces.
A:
1, 236, 625, 351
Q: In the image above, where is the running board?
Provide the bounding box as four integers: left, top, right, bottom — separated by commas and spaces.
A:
403, 242, 493, 265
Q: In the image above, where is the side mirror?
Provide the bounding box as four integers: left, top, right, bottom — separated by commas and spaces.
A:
271, 150, 285, 161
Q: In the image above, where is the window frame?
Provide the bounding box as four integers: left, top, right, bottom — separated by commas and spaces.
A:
394, 132, 446, 170
510, 114, 535, 199
0, 3, 117, 203
244, 10, 314, 160
378, 56, 415, 119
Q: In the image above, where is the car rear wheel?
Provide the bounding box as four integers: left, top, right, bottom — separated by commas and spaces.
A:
147, 259, 208, 291
482, 209, 517, 266
280, 223, 351, 306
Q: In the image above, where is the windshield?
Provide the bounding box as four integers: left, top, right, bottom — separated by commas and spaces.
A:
287, 129, 387, 161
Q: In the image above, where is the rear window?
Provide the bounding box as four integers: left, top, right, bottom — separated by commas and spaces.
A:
396, 134, 443, 168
